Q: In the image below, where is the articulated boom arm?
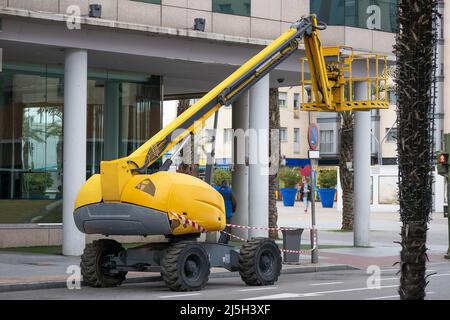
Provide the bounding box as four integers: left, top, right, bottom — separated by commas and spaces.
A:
100, 15, 329, 201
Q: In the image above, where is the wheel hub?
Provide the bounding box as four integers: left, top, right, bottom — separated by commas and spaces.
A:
185, 256, 200, 279
259, 252, 274, 274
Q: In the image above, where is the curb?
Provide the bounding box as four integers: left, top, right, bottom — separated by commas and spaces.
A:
0, 264, 357, 293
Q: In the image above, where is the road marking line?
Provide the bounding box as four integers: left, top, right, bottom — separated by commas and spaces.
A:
158, 293, 202, 299
243, 293, 300, 300
367, 292, 435, 301
244, 285, 398, 300
302, 293, 324, 297
310, 282, 344, 286
379, 273, 448, 281
427, 262, 450, 266
383, 267, 439, 272
301, 285, 398, 296
366, 295, 399, 300
381, 269, 399, 272
429, 273, 450, 277
380, 277, 398, 281
239, 287, 278, 292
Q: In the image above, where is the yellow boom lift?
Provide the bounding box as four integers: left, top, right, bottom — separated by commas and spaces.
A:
74, 15, 388, 291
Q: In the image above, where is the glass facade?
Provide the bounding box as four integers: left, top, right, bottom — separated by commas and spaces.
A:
0, 63, 162, 224
310, 0, 397, 33
212, 0, 251, 17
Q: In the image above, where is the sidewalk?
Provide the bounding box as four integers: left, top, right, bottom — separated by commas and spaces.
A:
276, 201, 450, 268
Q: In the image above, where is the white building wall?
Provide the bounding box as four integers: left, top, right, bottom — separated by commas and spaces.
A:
279, 86, 317, 161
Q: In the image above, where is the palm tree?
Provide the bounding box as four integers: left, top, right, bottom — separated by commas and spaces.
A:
339, 111, 354, 231
176, 99, 198, 177
269, 88, 280, 239
395, 0, 438, 300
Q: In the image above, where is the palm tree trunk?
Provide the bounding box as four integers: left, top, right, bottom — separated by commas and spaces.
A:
395, 0, 438, 300
177, 99, 198, 177
269, 88, 280, 239
339, 111, 354, 231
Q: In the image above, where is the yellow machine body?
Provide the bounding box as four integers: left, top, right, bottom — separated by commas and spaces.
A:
74, 15, 389, 238
75, 172, 225, 236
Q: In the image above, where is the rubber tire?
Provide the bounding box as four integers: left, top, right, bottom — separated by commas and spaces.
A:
161, 242, 211, 292
80, 239, 127, 288
239, 238, 282, 286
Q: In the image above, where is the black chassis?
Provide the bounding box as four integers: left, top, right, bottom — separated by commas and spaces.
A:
104, 241, 241, 274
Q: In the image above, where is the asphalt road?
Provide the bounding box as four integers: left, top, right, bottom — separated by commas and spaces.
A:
1, 261, 449, 300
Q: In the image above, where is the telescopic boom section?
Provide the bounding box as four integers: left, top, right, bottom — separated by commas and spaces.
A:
100, 15, 329, 201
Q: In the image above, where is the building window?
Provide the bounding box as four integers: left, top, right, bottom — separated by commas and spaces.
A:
310, 0, 397, 33
293, 128, 300, 154
205, 129, 216, 143
213, 0, 251, 17
223, 128, 233, 143
294, 94, 300, 109
293, 93, 300, 119
310, 0, 345, 26
385, 128, 398, 143
280, 128, 288, 142
388, 90, 397, 105
279, 92, 287, 108
320, 130, 335, 153
293, 128, 300, 143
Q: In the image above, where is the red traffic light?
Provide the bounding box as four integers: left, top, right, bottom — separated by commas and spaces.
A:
438, 153, 448, 165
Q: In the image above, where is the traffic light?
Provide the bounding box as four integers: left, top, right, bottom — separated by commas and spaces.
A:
437, 151, 450, 177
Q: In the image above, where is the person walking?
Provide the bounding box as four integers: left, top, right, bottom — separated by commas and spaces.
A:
302, 179, 311, 213
214, 180, 237, 244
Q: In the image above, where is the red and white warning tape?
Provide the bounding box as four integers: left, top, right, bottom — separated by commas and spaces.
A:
170, 211, 316, 255
226, 224, 310, 232
220, 230, 248, 242
169, 212, 207, 233
219, 231, 315, 254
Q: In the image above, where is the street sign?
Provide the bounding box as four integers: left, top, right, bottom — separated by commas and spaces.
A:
308, 124, 320, 151
309, 150, 320, 159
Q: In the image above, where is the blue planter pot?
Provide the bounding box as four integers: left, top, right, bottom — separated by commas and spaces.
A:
318, 189, 336, 208
280, 188, 297, 207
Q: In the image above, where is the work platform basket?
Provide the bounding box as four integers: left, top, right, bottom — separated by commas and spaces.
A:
301, 46, 390, 113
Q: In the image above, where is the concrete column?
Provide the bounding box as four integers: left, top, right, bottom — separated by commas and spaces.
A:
231, 92, 249, 239
444, 0, 450, 133
353, 82, 371, 247
63, 49, 87, 256
337, 168, 343, 212
248, 76, 270, 238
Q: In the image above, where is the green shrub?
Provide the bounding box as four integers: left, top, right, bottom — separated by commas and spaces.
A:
278, 167, 300, 188
24, 173, 54, 194
318, 170, 337, 189
213, 169, 232, 186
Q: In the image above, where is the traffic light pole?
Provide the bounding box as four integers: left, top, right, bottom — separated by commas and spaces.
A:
438, 134, 450, 259
309, 156, 318, 264
444, 175, 450, 259
446, 202, 450, 259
